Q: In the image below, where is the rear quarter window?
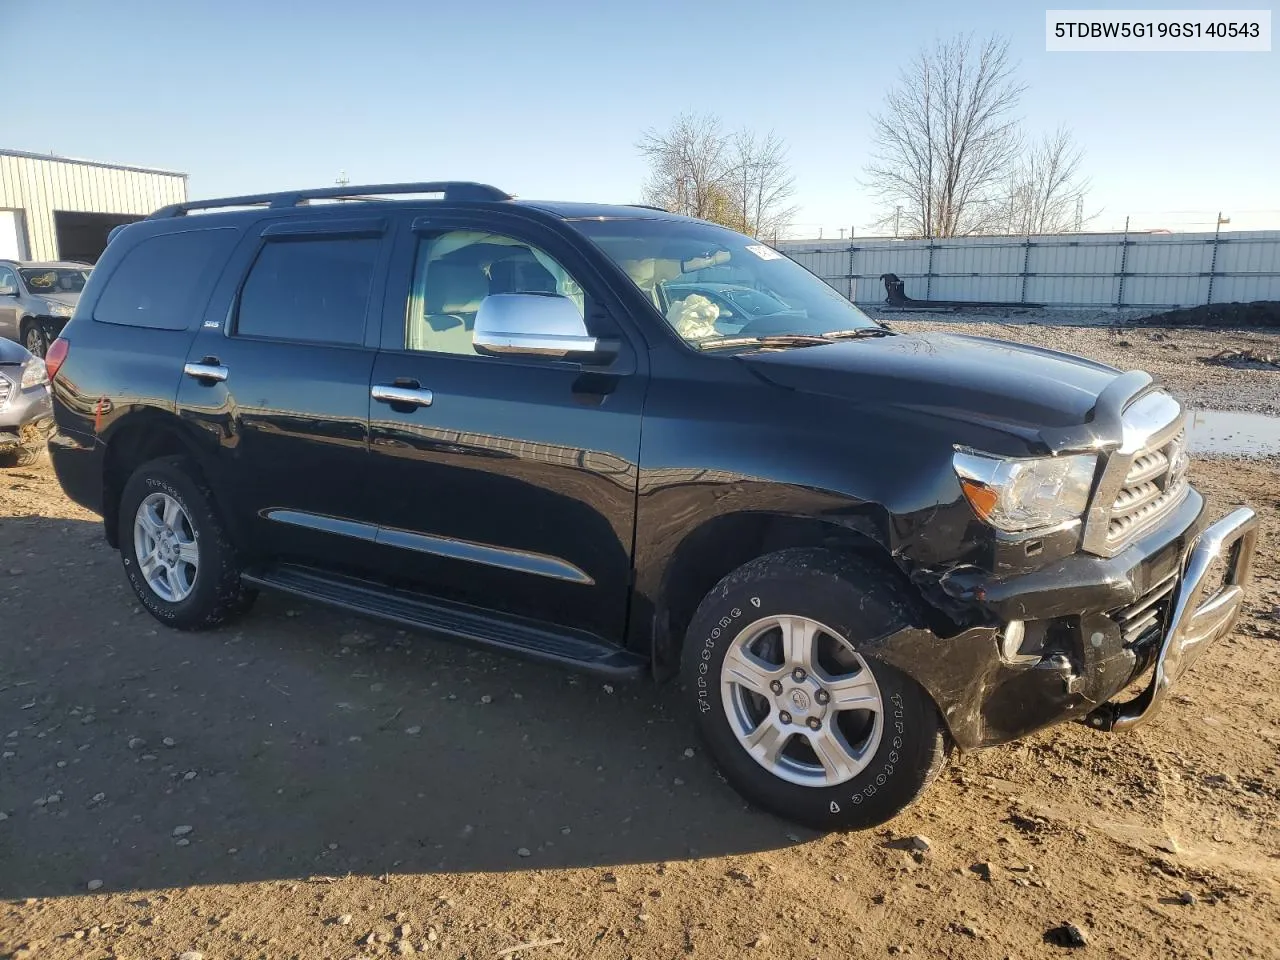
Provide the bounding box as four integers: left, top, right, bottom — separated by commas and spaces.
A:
93, 228, 238, 330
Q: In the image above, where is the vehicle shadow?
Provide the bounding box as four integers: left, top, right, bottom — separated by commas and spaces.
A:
0, 516, 803, 900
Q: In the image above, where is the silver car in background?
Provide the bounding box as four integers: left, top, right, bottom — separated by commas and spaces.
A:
0, 336, 52, 466
0, 260, 90, 357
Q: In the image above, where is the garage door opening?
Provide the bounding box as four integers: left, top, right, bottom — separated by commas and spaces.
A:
0, 209, 26, 259
54, 211, 143, 263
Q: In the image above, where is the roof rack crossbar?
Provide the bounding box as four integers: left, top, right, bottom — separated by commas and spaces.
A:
149, 181, 511, 219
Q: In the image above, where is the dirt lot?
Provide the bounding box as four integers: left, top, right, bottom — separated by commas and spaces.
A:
3, 338, 1280, 959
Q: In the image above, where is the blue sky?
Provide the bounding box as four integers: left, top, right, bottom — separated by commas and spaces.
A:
10, 0, 1278, 236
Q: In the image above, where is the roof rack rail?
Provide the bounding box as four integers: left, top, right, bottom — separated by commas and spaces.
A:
627, 204, 671, 212
149, 181, 512, 219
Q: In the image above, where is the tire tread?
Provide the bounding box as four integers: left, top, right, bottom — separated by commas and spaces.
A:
682, 546, 950, 831
118, 456, 255, 631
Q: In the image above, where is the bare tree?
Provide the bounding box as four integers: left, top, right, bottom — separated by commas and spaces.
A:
725, 129, 759, 234
639, 116, 798, 238
637, 113, 730, 221
726, 130, 799, 240
1003, 128, 1092, 234
864, 35, 1025, 237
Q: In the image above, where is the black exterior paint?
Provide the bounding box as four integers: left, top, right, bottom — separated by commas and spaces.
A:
172, 215, 392, 574
46, 195, 1209, 750
360, 208, 648, 640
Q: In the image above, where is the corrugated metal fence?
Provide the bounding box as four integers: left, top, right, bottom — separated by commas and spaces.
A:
778, 230, 1280, 308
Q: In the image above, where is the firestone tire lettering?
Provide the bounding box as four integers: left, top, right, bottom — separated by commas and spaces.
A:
680, 547, 951, 832
118, 457, 257, 632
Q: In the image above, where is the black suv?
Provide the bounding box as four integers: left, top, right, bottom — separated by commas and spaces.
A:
46, 182, 1259, 830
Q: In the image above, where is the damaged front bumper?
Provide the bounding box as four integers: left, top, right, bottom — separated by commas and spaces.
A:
0, 414, 54, 453
873, 491, 1259, 750
1086, 505, 1259, 732
1, 379, 55, 454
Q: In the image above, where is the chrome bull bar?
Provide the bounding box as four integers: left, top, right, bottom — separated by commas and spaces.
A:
1104, 506, 1260, 732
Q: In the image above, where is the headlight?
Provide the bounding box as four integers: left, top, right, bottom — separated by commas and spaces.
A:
953, 450, 1097, 532
47, 303, 74, 318
20, 358, 49, 389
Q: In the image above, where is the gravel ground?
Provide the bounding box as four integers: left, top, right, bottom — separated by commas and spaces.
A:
881, 315, 1280, 415
871, 307, 1155, 328
2, 332, 1279, 960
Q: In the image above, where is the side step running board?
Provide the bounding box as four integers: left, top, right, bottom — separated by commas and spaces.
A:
241, 564, 648, 681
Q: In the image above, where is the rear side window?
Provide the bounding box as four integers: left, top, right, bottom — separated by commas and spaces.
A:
236, 237, 378, 345
93, 228, 237, 330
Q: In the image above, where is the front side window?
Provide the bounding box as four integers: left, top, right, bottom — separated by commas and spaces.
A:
0, 266, 16, 295
405, 230, 584, 356
237, 237, 378, 344
571, 218, 878, 347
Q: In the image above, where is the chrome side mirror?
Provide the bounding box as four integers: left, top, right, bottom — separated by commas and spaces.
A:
473, 293, 598, 358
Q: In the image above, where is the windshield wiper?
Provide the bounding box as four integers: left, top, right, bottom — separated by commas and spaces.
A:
697, 327, 893, 351
697, 334, 833, 351
819, 327, 893, 340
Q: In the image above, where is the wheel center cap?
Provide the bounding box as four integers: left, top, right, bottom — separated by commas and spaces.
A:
779, 680, 825, 719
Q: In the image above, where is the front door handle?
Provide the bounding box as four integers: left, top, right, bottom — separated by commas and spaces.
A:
184, 359, 228, 383
372, 383, 434, 408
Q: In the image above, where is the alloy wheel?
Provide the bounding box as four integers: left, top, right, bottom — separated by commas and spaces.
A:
133, 492, 199, 602
24, 326, 47, 357
721, 614, 884, 787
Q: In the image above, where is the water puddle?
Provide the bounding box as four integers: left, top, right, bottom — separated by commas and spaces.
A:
1186, 409, 1280, 456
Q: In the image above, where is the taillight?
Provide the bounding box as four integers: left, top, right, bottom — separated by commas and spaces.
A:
44, 337, 70, 381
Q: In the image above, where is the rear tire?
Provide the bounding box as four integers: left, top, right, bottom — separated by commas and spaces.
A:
682, 547, 949, 831
117, 456, 256, 630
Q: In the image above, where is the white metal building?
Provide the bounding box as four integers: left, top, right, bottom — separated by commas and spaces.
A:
0, 149, 187, 263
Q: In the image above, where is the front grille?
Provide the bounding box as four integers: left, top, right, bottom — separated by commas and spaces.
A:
1114, 572, 1178, 648
1106, 428, 1188, 548
0, 375, 11, 407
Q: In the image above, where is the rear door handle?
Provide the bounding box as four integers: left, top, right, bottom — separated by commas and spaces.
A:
372, 383, 433, 408
184, 360, 228, 383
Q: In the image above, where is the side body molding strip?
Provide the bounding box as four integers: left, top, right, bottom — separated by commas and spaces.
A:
262, 509, 594, 585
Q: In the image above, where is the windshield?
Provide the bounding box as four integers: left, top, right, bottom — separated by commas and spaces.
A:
571, 218, 878, 345
19, 268, 89, 295
722, 287, 788, 316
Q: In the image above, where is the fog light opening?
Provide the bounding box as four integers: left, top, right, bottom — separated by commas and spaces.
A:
999, 619, 1040, 665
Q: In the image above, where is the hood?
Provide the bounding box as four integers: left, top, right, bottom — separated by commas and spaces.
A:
739, 332, 1122, 435
0, 337, 34, 364
31, 292, 79, 307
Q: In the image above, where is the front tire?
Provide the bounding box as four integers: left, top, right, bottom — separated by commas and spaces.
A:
118, 456, 256, 630
22, 319, 53, 358
682, 548, 949, 831
0, 445, 40, 468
